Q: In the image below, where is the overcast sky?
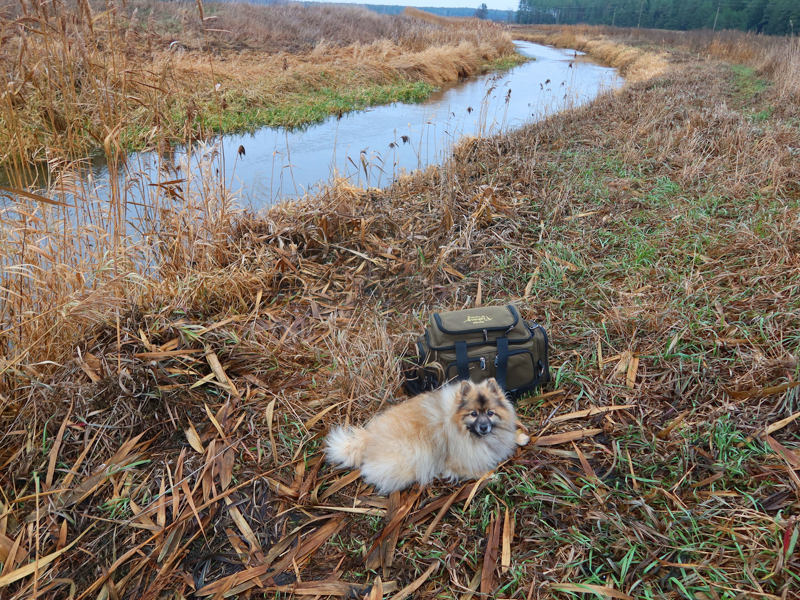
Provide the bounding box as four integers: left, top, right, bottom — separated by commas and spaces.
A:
318, 0, 520, 12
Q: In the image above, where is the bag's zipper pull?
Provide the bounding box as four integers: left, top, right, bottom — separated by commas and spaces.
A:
483, 329, 488, 342
480, 357, 486, 370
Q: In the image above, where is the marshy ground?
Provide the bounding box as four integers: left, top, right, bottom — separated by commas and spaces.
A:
1, 9, 800, 600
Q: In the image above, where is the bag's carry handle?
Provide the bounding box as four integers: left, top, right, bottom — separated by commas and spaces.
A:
495, 336, 509, 390
455, 340, 469, 380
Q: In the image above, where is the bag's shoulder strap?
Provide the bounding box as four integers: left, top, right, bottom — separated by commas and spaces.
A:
455, 340, 469, 381
496, 336, 509, 390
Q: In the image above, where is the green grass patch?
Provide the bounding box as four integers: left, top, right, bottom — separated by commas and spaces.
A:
730, 64, 770, 99
485, 52, 532, 72
750, 106, 774, 122
197, 81, 436, 133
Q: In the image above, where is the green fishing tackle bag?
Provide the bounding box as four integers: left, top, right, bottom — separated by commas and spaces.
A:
402, 304, 549, 401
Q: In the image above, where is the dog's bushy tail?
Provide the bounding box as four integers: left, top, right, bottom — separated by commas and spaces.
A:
325, 426, 369, 469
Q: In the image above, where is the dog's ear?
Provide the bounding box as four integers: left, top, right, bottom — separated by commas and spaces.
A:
485, 378, 502, 396
458, 380, 473, 397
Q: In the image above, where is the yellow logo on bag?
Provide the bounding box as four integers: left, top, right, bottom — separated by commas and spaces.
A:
464, 315, 493, 324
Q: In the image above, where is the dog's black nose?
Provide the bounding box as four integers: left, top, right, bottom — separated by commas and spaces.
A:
478, 422, 491, 435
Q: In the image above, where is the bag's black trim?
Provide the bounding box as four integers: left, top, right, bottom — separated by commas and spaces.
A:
432, 305, 519, 336
507, 375, 543, 400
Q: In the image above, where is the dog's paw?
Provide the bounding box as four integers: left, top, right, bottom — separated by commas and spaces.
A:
441, 470, 461, 484
516, 431, 531, 446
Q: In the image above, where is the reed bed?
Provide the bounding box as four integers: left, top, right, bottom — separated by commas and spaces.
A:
0, 0, 517, 175
1, 19, 800, 600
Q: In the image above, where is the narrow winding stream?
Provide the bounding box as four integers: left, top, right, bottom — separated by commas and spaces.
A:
2, 42, 621, 208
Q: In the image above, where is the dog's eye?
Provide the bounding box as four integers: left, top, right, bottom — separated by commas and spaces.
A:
470, 411, 477, 417
487, 410, 494, 416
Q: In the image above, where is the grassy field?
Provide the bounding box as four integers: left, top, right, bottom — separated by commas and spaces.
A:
0, 1, 521, 175
1, 18, 800, 600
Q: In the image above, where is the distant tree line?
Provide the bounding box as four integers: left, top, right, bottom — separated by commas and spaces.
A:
516, 0, 799, 35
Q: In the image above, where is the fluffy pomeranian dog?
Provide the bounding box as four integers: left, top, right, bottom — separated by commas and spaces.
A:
325, 378, 529, 494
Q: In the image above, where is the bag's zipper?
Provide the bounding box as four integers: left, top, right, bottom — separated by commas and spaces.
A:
424, 324, 532, 351
446, 349, 532, 378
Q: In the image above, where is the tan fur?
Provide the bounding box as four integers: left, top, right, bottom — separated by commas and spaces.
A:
325, 378, 527, 494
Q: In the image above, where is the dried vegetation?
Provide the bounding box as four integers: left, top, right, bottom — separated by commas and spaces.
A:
0, 0, 517, 173
1, 18, 800, 600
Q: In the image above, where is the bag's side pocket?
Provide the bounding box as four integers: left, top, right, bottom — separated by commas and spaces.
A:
401, 334, 446, 396
528, 322, 550, 386
401, 335, 427, 396
505, 321, 550, 401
